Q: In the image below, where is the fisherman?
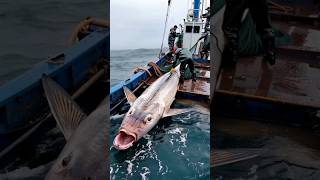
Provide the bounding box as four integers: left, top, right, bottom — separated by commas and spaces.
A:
223, 0, 276, 66
202, 7, 211, 32
199, 32, 210, 59
168, 25, 178, 51
173, 48, 196, 84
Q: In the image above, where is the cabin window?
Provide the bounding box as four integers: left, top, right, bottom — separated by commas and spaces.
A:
194, 26, 200, 33
186, 26, 193, 33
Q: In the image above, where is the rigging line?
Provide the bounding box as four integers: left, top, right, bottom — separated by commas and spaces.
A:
201, 0, 205, 18
210, 31, 223, 55
159, 0, 173, 58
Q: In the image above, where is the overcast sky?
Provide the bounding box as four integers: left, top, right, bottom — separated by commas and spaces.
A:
110, 0, 189, 50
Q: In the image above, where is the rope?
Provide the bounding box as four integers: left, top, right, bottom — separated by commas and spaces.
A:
148, 62, 163, 77
132, 61, 163, 78
159, 0, 173, 57
132, 67, 152, 76
211, 31, 223, 55
69, 17, 109, 45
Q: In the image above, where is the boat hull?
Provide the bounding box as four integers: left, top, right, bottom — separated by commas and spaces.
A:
0, 30, 109, 135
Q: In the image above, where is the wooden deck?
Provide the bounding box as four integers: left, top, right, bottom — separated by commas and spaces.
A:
270, 0, 320, 20
216, 19, 320, 109
146, 62, 210, 97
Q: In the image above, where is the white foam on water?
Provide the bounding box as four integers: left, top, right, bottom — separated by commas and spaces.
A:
248, 164, 258, 175
125, 160, 134, 175
111, 135, 168, 178
140, 167, 151, 180
167, 127, 189, 156
110, 114, 125, 121
0, 162, 52, 179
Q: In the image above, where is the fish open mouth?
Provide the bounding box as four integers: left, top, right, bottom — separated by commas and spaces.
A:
113, 129, 137, 150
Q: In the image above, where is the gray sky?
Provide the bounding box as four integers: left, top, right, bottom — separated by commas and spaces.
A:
111, 0, 189, 50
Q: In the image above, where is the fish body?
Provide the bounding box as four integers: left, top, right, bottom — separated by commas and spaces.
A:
113, 65, 188, 150
42, 76, 108, 180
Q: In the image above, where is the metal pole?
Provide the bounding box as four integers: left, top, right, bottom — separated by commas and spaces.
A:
193, 0, 201, 20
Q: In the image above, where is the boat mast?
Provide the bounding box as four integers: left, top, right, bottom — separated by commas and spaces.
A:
193, 0, 200, 21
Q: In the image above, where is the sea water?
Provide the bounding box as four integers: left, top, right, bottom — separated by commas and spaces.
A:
213, 117, 320, 180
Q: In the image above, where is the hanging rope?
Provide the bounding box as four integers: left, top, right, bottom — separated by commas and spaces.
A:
159, 0, 173, 58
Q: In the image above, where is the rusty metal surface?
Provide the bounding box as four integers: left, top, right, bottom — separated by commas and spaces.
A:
198, 69, 210, 79
179, 79, 210, 96
217, 53, 320, 108
194, 62, 210, 69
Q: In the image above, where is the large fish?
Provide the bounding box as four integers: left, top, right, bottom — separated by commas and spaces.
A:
113, 64, 192, 150
42, 75, 108, 180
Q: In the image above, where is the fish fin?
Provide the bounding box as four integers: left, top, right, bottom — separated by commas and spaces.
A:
163, 108, 193, 118
42, 75, 87, 141
123, 86, 136, 106
211, 149, 262, 167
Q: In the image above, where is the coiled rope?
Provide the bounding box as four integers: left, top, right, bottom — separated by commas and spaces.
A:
148, 62, 163, 77
69, 17, 109, 45
133, 67, 152, 76
133, 61, 163, 77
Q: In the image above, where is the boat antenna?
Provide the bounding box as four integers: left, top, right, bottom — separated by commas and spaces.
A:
159, 0, 173, 58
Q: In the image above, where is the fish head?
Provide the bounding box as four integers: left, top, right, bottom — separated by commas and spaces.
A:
113, 103, 164, 150
46, 148, 104, 180
45, 148, 82, 180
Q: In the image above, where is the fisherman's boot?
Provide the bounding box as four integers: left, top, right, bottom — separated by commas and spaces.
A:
262, 29, 276, 66
179, 70, 185, 84
223, 28, 239, 67
192, 72, 197, 82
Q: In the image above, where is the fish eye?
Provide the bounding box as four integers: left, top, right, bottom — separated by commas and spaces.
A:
61, 154, 72, 167
55, 153, 73, 173
128, 108, 135, 115
143, 115, 152, 124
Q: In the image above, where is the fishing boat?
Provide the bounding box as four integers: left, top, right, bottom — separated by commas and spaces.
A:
110, 0, 210, 113
212, 0, 320, 126
0, 18, 109, 152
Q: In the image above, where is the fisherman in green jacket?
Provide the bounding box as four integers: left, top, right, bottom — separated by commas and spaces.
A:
223, 0, 276, 66
173, 48, 196, 84
168, 25, 178, 51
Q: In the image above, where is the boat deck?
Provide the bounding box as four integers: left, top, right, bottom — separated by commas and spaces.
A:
216, 20, 320, 109
273, 21, 320, 52
146, 62, 210, 97
270, 0, 320, 20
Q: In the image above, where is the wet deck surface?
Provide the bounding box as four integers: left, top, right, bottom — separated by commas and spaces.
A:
273, 21, 320, 52
216, 8, 320, 109
216, 53, 320, 108
270, 0, 320, 19
147, 62, 210, 97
